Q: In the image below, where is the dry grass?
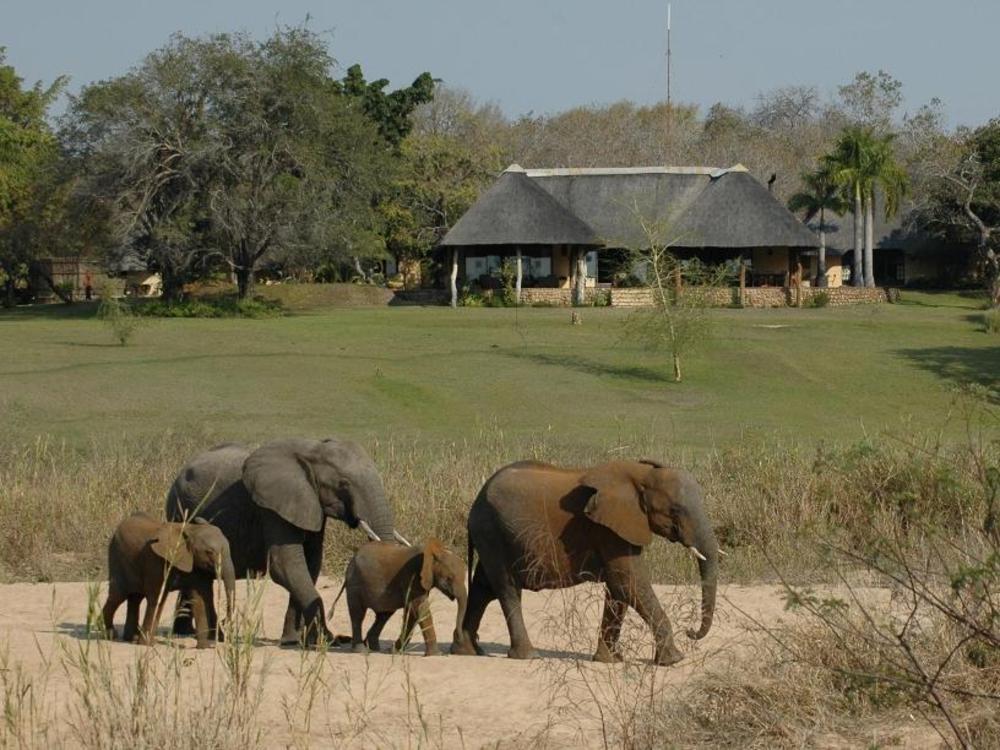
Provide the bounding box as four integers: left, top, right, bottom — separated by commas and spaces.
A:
2, 413, 994, 587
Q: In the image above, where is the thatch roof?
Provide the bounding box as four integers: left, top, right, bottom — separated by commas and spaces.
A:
442, 165, 818, 250
672, 170, 820, 248
439, 168, 601, 247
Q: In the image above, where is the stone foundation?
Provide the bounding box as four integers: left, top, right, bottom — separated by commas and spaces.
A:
610, 286, 899, 308
392, 285, 900, 308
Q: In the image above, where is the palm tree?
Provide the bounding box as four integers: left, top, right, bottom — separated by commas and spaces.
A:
824, 126, 874, 287
825, 127, 910, 288
861, 134, 908, 287
788, 166, 849, 288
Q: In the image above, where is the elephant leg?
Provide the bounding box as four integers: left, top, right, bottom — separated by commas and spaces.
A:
140, 591, 167, 646
593, 588, 627, 663
266, 519, 333, 648
280, 594, 300, 646
123, 594, 142, 642
171, 588, 196, 636
394, 600, 419, 653
609, 566, 682, 666
102, 586, 125, 639
413, 599, 439, 657
496, 585, 536, 659
366, 612, 393, 652
452, 565, 493, 656
347, 589, 368, 653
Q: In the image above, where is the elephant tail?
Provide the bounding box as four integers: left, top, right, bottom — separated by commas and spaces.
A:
326, 578, 348, 622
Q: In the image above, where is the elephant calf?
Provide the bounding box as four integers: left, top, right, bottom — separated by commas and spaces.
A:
340, 540, 467, 656
103, 513, 235, 648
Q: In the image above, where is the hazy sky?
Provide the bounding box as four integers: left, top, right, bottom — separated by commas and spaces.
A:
4, 0, 998, 128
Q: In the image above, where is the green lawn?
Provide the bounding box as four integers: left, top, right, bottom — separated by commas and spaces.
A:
1, 290, 996, 452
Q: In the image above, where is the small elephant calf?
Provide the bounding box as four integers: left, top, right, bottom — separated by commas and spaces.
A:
340, 539, 467, 656
102, 512, 236, 648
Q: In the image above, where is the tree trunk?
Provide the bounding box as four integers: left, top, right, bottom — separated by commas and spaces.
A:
853, 184, 864, 287
449, 249, 459, 308
983, 242, 1000, 309
29, 262, 73, 304
817, 207, 828, 288
2, 275, 15, 308
864, 194, 876, 288
160, 264, 185, 303
235, 267, 254, 300
515, 248, 522, 306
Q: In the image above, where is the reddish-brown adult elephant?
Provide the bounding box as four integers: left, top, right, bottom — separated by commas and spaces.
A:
451, 459, 718, 666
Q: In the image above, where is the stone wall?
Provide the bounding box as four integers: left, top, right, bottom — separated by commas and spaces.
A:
392, 285, 899, 308
610, 286, 900, 308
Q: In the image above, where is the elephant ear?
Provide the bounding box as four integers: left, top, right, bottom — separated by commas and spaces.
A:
151, 524, 194, 573
581, 463, 653, 547
420, 539, 444, 591
242, 440, 323, 532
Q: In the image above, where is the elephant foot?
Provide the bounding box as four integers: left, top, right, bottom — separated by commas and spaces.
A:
450, 639, 478, 656
172, 617, 196, 637
654, 648, 684, 667
423, 645, 441, 657
331, 634, 353, 647
195, 640, 212, 650
592, 645, 624, 663
366, 640, 382, 653
351, 643, 369, 654
507, 644, 537, 660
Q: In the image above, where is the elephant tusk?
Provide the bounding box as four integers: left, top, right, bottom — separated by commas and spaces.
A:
393, 530, 413, 547
689, 546, 707, 561
358, 520, 382, 542
718, 548, 729, 557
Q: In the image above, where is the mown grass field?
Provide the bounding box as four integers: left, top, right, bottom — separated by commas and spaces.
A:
1, 289, 996, 451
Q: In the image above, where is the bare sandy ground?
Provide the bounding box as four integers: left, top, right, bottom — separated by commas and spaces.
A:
0, 578, 940, 749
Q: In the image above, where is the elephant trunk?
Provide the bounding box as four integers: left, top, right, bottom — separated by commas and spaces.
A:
357, 479, 396, 543
686, 515, 718, 641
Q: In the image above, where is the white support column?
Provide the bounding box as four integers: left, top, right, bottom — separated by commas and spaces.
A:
515, 247, 523, 306
450, 248, 459, 308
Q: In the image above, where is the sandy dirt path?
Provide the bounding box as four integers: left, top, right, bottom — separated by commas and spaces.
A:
0, 578, 937, 749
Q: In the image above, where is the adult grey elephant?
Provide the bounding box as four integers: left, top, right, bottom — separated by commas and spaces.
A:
166, 438, 398, 645
451, 459, 718, 666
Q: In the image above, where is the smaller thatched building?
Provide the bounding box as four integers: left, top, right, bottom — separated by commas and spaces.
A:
439, 164, 820, 305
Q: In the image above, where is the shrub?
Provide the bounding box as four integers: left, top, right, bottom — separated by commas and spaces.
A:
985, 308, 1000, 334
96, 288, 141, 345
135, 296, 283, 318
807, 291, 830, 308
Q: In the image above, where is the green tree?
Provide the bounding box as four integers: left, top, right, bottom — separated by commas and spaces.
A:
824, 126, 908, 288
337, 64, 435, 148
380, 133, 499, 282
861, 133, 908, 287
68, 29, 400, 301
65, 35, 221, 302
204, 28, 391, 298
824, 126, 873, 287
788, 165, 850, 288
0, 49, 67, 307
929, 120, 1000, 307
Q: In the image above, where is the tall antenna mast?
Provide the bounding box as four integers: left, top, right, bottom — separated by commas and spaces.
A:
666, 3, 672, 106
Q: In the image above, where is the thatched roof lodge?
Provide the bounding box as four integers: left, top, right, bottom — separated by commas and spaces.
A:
439, 164, 821, 305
